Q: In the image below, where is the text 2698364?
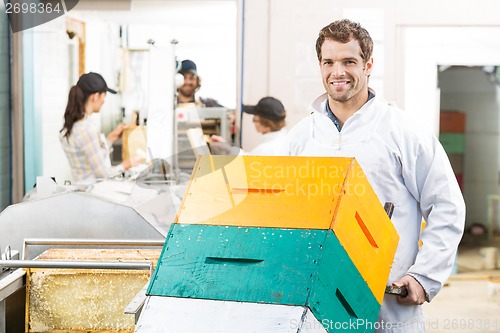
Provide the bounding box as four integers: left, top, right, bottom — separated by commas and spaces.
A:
5, 2, 62, 14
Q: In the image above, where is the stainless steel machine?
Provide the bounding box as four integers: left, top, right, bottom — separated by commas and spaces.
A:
0, 177, 185, 333
0, 249, 24, 333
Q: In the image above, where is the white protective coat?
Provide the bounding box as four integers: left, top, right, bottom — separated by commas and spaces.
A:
283, 93, 466, 332
248, 128, 288, 156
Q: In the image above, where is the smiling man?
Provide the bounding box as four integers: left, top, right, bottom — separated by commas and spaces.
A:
176, 59, 222, 107
283, 19, 465, 332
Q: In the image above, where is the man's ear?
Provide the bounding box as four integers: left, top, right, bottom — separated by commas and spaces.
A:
365, 57, 374, 76
196, 76, 201, 90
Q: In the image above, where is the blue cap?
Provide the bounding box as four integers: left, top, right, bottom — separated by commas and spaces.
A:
178, 59, 197, 76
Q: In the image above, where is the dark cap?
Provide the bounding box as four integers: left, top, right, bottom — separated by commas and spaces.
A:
178, 59, 197, 76
77, 72, 117, 94
243, 97, 286, 121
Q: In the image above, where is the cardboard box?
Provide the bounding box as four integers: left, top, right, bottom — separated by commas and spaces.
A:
440, 111, 466, 133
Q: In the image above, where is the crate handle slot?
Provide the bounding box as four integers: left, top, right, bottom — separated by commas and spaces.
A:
205, 257, 264, 265
336, 288, 358, 319
231, 188, 285, 194
355, 212, 379, 249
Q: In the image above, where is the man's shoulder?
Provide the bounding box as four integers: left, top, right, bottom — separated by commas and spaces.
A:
199, 97, 223, 108
372, 101, 435, 149
372, 100, 424, 131
288, 113, 315, 134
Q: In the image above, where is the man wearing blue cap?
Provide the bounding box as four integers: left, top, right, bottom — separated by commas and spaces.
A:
176, 59, 222, 107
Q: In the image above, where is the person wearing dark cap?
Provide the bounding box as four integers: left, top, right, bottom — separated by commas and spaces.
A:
243, 96, 287, 155
176, 59, 222, 107
210, 96, 287, 156
59, 72, 138, 182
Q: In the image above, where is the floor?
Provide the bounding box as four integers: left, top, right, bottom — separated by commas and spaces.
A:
422, 234, 500, 333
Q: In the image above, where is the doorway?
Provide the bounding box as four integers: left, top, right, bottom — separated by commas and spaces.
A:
402, 26, 500, 233
438, 66, 500, 235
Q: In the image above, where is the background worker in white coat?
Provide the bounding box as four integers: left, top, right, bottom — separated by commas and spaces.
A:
210, 96, 287, 156
243, 96, 287, 155
283, 19, 465, 332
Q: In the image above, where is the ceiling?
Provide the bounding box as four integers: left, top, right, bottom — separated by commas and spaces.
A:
73, 0, 234, 11
71, 0, 236, 24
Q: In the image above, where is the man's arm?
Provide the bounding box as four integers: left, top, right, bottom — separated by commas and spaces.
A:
401, 134, 466, 302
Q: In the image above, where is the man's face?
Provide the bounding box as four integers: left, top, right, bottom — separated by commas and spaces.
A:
178, 72, 198, 98
319, 39, 372, 104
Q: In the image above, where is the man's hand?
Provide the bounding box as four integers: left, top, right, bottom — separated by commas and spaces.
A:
392, 275, 426, 305
209, 135, 226, 143
209, 135, 233, 154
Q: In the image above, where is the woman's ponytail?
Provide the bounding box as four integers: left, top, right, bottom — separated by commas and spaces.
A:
60, 85, 88, 138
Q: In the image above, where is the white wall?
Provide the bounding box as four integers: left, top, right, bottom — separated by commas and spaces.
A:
403, 27, 500, 136
33, 16, 73, 183
83, 19, 123, 134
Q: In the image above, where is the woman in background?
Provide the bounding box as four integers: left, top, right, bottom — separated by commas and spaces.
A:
60, 72, 134, 182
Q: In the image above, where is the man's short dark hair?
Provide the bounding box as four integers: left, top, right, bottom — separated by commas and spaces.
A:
315, 19, 373, 63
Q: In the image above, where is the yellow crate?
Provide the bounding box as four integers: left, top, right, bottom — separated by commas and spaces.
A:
331, 161, 399, 303
176, 155, 350, 229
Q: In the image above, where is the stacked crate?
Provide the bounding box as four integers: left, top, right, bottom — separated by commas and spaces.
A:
137, 156, 399, 332
439, 110, 466, 190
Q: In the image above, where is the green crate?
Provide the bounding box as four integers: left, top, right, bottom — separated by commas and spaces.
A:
309, 231, 380, 332
439, 133, 465, 154
148, 224, 380, 332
